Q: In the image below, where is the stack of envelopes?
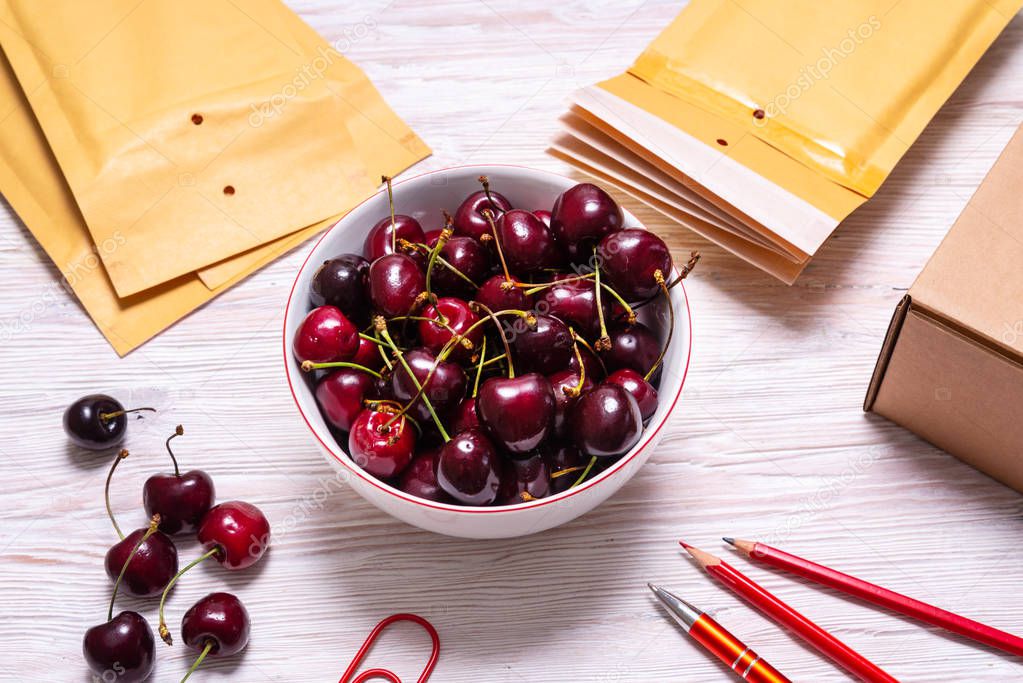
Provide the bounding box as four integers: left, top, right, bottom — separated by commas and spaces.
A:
0, 0, 429, 354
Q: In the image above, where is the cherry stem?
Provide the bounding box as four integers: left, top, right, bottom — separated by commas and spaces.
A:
631, 251, 701, 311
472, 302, 516, 379
424, 219, 453, 297
158, 547, 219, 646
644, 270, 674, 382
181, 640, 214, 683
478, 175, 504, 217
551, 465, 585, 479
108, 514, 160, 620
99, 406, 156, 423
571, 330, 607, 377
571, 456, 598, 488
376, 318, 450, 442
598, 282, 636, 325
482, 209, 513, 286
383, 175, 397, 253
522, 272, 596, 296
471, 336, 488, 398
300, 360, 383, 379
105, 449, 130, 540
165, 425, 184, 477
358, 333, 384, 345
567, 330, 586, 397
592, 248, 611, 350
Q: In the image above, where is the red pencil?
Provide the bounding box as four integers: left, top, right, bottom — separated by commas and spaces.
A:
726, 537, 1023, 657
681, 542, 897, 683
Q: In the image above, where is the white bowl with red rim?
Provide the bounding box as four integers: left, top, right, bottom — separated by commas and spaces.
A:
284, 165, 691, 538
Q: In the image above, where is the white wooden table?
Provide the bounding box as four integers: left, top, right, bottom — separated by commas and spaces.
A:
2, 2, 1022, 681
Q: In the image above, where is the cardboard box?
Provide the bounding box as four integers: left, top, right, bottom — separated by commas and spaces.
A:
865, 125, 1023, 493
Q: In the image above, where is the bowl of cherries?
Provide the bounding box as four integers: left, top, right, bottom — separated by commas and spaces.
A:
284, 165, 694, 538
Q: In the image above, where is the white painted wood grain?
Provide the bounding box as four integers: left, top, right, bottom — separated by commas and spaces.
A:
1, 2, 1022, 681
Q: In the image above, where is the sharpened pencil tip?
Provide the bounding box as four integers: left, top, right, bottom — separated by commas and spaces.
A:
722, 537, 735, 545
678, 539, 691, 549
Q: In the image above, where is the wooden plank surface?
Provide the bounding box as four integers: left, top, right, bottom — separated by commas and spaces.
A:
1, 1, 1021, 680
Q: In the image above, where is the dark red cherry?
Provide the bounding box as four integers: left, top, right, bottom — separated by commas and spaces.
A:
495, 209, 564, 273
548, 369, 596, 440
348, 408, 416, 478
351, 335, 384, 371
476, 373, 555, 454
437, 428, 501, 505
602, 323, 661, 380
541, 442, 586, 494
567, 343, 605, 381
511, 314, 573, 375
453, 189, 513, 241
449, 397, 480, 434
398, 449, 454, 503
364, 214, 425, 260
418, 297, 482, 362
390, 348, 467, 424
143, 473, 215, 536
539, 278, 611, 338
64, 394, 144, 450
369, 253, 426, 318
315, 368, 377, 432
604, 368, 658, 421
197, 501, 270, 570
293, 305, 359, 364
474, 275, 533, 313
497, 454, 551, 504
181, 592, 250, 658
431, 236, 491, 298
83, 611, 155, 683
104, 528, 178, 598
309, 254, 370, 322
597, 229, 672, 300
570, 383, 642, 458
533, 209, 552, 227
550, 183, 624, 259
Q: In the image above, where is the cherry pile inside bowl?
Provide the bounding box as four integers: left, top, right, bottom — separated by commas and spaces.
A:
65, 401, 269, 683
295, 177, 698, 508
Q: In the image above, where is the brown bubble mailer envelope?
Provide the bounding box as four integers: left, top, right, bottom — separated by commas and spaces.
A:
865, 123, 1023, 493
0, 0, 429, 355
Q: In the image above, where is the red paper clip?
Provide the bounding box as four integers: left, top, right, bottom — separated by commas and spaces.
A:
339, 613, 440, 683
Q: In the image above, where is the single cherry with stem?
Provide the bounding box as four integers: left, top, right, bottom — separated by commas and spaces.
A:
143, 426, 216, 535
158, 501, 270, 645
180, 592, 251, 683
473, 303, 556, 455
550, 182, 624, 260
84, 515, 161, 683
364, 176, 425, 260
510, 312, 573, 375
452, 175, 513, 242
305, 363, 382, 432
418, 297, 482, 362
494, 208, 564, 273
369, 253, 426, 319
349, 406, 416, 478
569, 383, 643, 460
597, 229, 672, 301
64, 395, 155, 450
436, 427, 501, 505
104, 449, 179, 597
